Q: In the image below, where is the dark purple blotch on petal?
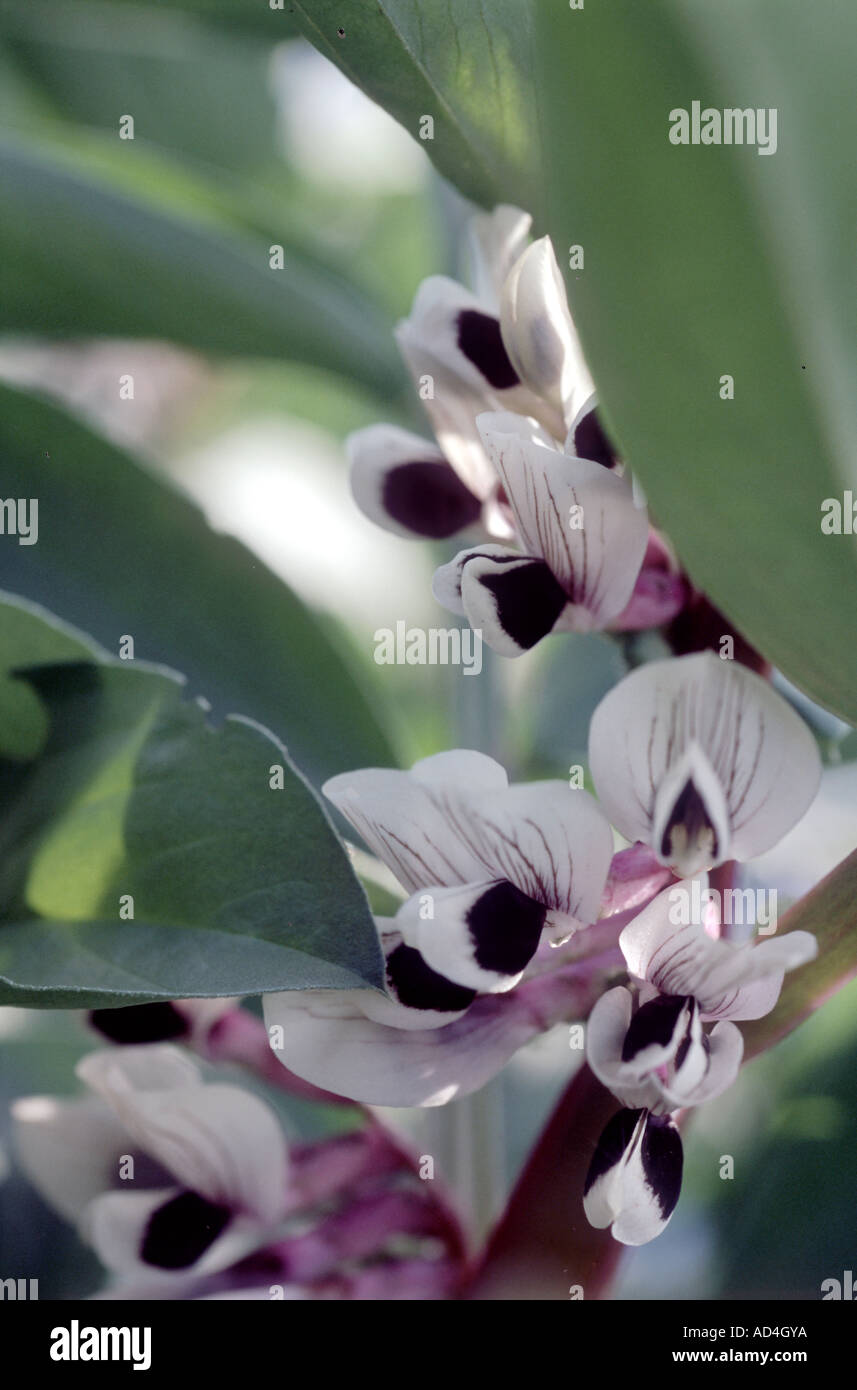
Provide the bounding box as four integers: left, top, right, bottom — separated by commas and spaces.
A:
584, 1108, 683, 1223
584, 1107, 643, 1197
621, 994, 691, 1063
467, 880, 546, 977
383, 460, 482, 538
90, 1003, 189, 1045
456, 310, 521, 389
660, 779, 719, 861
640, 1114, 683, 1220
573, 409, 619, 468
480, 557, 568, 650
141, 1190, 232, 1270
386, 943, 476, 1013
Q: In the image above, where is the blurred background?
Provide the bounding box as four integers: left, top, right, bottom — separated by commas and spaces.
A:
0, 0, 855, 1300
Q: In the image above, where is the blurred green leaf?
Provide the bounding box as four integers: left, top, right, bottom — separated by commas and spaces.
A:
534, 0, 857, 723
293, 0, 541, 213
0, 596, 384, 1006
0, 383, 397, 786
0, 2, 282, 173
0, 0, 300, 39
0, 135, 402, 393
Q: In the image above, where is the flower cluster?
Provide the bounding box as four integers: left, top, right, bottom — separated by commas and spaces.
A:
262, 204, 825, 1249
9, 204, 827, 1285
349, 205, 685, 652
13, 1038, 466, 1299
264, 651, 821, 1244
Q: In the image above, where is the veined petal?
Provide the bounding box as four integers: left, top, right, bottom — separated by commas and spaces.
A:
584, 1108, 683, 1246
347, 423, 481, 539
589, 652, 822, 869
322, 752, 508, 892
461, 779, 614, 920
477, 416, 649, 628
263, 982, 572, 1108
500, 236, 594, 428
467, 204, 532, 312
396, 878, 546, 993
620, 883, 817, 1020
326, 755, 611, 925
77, 1048, 288, 1224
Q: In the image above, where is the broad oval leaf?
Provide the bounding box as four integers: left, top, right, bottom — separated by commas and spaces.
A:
0, 383, 396, 788
534, 0, 857, 723
0, 595, 385, 1006
293, 0, 541, 214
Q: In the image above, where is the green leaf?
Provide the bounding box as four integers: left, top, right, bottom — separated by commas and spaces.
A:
0, 383, 397, 787
0, 591, 104, 760
0, 0, 300, 40
742, 848, 857, 1061
0, 597, 384, 1006
0, 3, 283, 173
534, 0, 857, 723
292, 0, 541, 213
0, 135, 401, 394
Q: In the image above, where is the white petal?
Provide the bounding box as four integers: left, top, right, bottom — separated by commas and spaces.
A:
77, 1044, 201, 1097
11, 1094, 128, 1224
458, 548, 571, 656
83, 1188, 264, 1278
692, 931, 817, 1020
467, 204, 532, 312
500, 237, 595, 427
396, 276, 563, 493
585, 987, 662, 1110
326, 757, 611, 923
347, 423, 481, 539
583, 1108, 683, 1246
463, 202, 530, 312
396, 878, 546, 993
619, 884, 817, 1019
477, 418, 649, 627
461, 780, 614, 920
361, 919, 476, 1030
661, 1020, 744, 1106
322, 753, 508, 893
263, 985, 566, 1108
589, 653, 823, 868
78, 1047, 288, 1223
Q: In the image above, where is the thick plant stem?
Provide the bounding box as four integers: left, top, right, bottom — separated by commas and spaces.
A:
464, 1062, 624, 1301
